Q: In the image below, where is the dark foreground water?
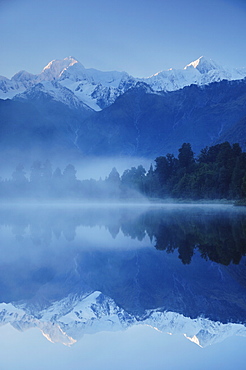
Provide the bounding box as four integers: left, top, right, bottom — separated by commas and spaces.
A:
0, 203, 246, 369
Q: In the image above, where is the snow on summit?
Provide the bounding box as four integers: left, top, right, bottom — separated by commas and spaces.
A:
40, 56, 80, 80
0, 56, 246, 110
184, 56, 220, 73
142, 55, 246, 92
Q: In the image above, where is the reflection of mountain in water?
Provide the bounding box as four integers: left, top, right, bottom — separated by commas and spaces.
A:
0, 204, 246, 346
1, 291, 246, 348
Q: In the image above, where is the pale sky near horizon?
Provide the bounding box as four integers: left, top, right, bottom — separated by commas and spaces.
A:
0, 0, 246, 78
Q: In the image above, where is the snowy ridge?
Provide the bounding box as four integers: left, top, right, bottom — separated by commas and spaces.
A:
143, 310, 246, 348
143, 56, 246, 92
14, 81, 93, 111
0, 291, 246, 347
0, 56, 246, 110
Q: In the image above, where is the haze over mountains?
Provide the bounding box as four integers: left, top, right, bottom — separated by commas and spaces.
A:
0, 56, 246, 163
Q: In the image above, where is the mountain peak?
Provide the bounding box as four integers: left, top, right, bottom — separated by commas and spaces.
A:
11, 70, 36, 82
184, 56, 220, 74
1, 55, 246, 111
41, 57, 81, 80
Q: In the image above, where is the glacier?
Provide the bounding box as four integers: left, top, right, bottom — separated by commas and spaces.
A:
0, 56, 245, 111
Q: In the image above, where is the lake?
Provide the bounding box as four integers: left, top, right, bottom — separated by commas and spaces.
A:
0, 203, 246, 369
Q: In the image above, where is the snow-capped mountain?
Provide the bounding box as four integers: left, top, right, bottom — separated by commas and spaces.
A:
143, 56, 246, 92
15, 81, 93, 111
0, 56, 245, 111
0, 291, 246, 347
0, 57, 136, 111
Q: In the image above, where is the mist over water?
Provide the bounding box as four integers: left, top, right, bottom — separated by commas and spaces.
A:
74, 156, 152, 180
0, 203, 245, 267
0, 151, 151, 180
0, 151, 155, 206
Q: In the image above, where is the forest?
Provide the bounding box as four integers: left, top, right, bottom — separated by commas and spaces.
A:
0, 141, 246, 201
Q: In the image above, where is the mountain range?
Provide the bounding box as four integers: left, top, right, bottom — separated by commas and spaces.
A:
0, 56, 246, 163
1, 56, 246, 111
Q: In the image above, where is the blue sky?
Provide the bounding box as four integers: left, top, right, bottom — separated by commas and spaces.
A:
0, 0, 246, 78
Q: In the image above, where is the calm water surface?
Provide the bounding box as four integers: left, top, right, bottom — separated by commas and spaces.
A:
0, 203, 246, 369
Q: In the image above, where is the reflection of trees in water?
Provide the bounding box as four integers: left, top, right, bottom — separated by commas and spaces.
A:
115, 209, 246, 265
147, 210, 246, 265
0, 207, 131, 245
0, 207, 246, 265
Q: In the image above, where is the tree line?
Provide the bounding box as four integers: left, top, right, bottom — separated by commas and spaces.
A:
152, 141, 246, 200
0, 141, 246, 201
